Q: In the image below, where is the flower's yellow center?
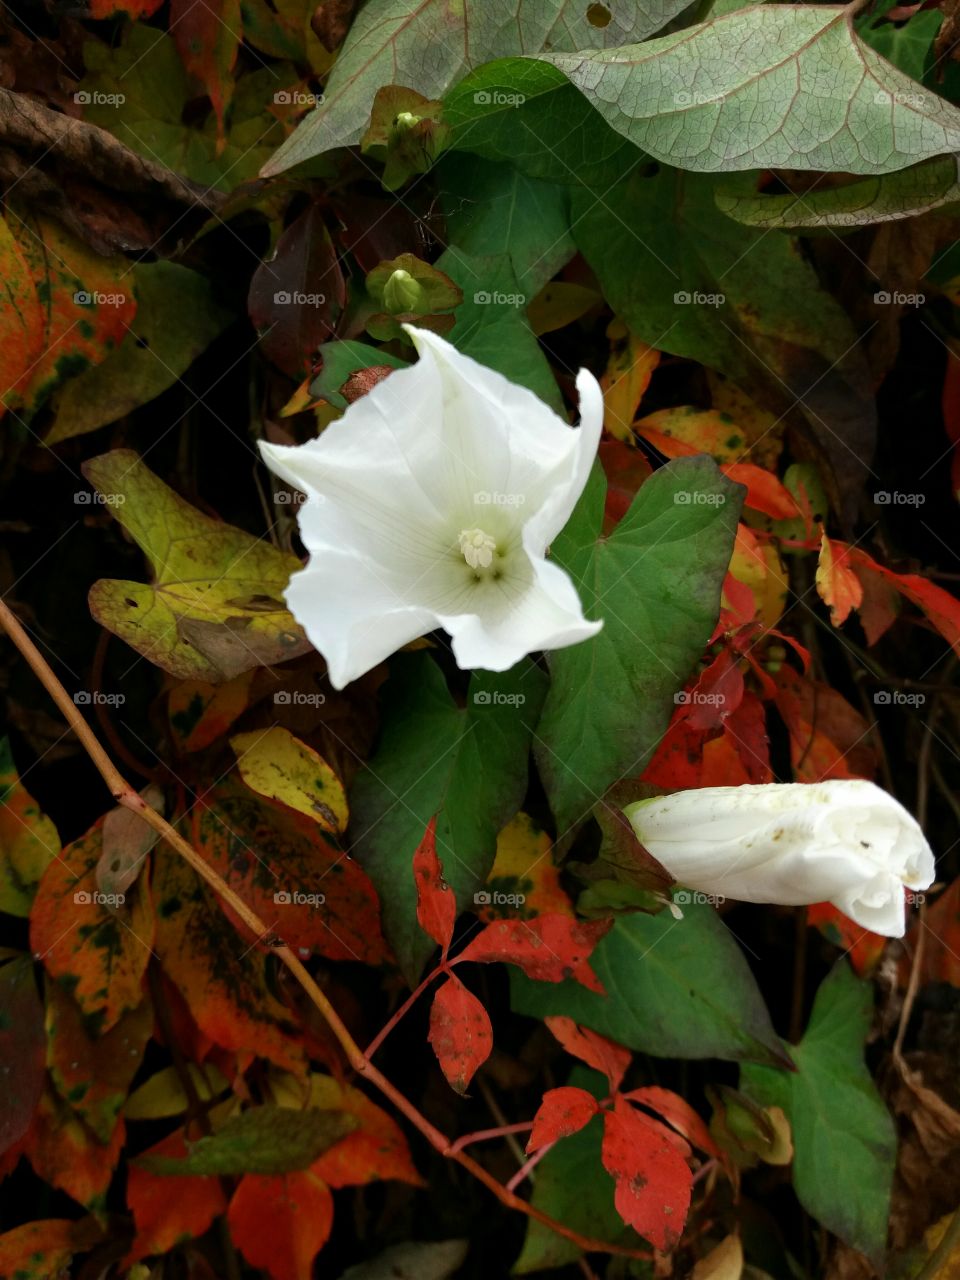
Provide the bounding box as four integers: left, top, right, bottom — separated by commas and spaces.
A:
458, 527, 497, 571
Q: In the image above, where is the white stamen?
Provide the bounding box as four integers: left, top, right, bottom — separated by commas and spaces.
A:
458, 527, 497, 571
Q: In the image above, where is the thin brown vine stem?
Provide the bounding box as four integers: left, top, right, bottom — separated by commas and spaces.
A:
0, 597, 652, 1264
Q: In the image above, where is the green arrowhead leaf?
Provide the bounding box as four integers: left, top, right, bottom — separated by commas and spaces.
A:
83, 450, 311, 683
434, 156, 574, 408
535, 457, 742, 834
716, 154, 960, 228
741, 962, 896, 1266
443, 59, 634, 187
350, 653, 547, 985
136, 1105, 356, 1175
510, 901, 788, 1067
261, 0, 693, 174
543, 4, 960, 174
569, 168, 876, 525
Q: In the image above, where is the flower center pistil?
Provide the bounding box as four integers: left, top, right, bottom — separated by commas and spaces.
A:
458, 527, 498, 572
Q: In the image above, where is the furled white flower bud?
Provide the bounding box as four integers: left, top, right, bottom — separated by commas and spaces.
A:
624, 780, 935, 937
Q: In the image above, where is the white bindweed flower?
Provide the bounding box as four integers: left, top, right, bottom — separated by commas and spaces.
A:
624, 780, 935, 937
259, 326, 603, 690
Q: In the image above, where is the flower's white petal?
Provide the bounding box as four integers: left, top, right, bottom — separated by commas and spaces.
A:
625, 780, 934, 938
441, 556, 602, 673
284, 551, 437, 691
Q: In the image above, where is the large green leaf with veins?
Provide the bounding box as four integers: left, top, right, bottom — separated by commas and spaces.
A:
542, 4, 960, 174
261, 0, 694, 173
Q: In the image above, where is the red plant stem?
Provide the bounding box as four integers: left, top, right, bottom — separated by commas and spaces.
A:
448, 1121, 534, 1155
506, 1141, 554, 1193
0, 597, 652, 1264
364, 962, 446, 1059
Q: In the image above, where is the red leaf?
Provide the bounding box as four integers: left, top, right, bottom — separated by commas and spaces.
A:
126, 1128, 228, 1265
851, 548, 960, 656
25, 1086, 124, 1211
622, 1086, 721, 1159
544, 1017, 631, 1093
248, 204, 346, 378
527, 1087, 599, 1152
600, 1098, 692, 1251
228, 1171, 333, 1280
413, 817, 456, 953
719, 690, 772, 784
456, 915, 612, 993
683, 647, 744, 731
774, 669, 876, 783
428, 975, 493, 1094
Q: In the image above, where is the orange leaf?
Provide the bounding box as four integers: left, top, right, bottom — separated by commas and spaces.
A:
191, 781, 388, 966
601, 1098, 692, 1250
636, 425, 798, 518
545, 1017, 631, 1093
30, 814, 155, 1034
527, 1086, 599, 1152
428, 975, 493, 1094
0, 215, 44, 415
413, 817, 456, 953
126, 1128, 229, 1264
168, 672, 256, 752
774, 669, 876, 783
169, 0, 241, 137
152, 843, 306, 1074
807, 903, 887, 978
848, 546, 960, 655
456, 915, 612, 993
25, 1085, 124, 1211
816, 532, 863, 626
229, 1171, 333, 1280
298, 1076, 423, 1188
0, 1218, 103, 1280
903, 876, 960, 988
45, 983, 153, 1142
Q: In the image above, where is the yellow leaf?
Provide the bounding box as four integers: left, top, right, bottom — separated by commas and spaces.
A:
83, 450, 312, 682
230, 727, 348, 834
126, 1063, 229, 1120
480, 812, 572, 921
691, 1234, 743, 1280
600, 327, 660, 442
0, 738, 59, 917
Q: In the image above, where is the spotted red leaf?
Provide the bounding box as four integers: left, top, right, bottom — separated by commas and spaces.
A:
600, 1098, 692, 1251
169, 0, 241, 136
456, 914, 612, 993
622, 1086, 720, 1159
25, 1085, 125, 1212
125, 1128, 229, 1265
413, 817, 456, 953
228, 1170, 333, 1280
526, 1086, 599, 1153
545, 1017, 631, 1093
428, 975, 493, 1094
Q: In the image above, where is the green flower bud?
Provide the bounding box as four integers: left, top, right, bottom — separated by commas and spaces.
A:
382, 268, 425, 315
